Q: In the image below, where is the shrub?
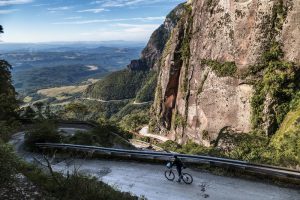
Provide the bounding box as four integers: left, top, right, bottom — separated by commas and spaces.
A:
20, 163, 138, 200
25, 121, 61, 151
159, 140, 182, 152
62, 173, 137, 200
120, 113, 150, 131
270, 130, 300, 167
0, 143, 19, 185
251, 51, 300, 132
201, 59, 237, 77
64, 122, 133, 149
64, 102, 88, 120
0, 120, 20, 142
180, 140, 211, 155
66, 129, 113, 148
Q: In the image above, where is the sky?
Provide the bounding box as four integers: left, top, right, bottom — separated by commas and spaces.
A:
0, 0, 185, 43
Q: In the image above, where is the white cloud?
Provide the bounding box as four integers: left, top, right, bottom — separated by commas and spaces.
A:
103, 0, 144, 8
32, 3, 53, 7
48, 6, 72, 11
64, 16, 83, 20
91, 0, 145, 8
79, 23, 159, 41
0, 9, 18, 14
91, 0, 177, 8
53, 16, 165, 25
0, 0, 33, 6
77, 8, 106, 13
115, 23, 159, 29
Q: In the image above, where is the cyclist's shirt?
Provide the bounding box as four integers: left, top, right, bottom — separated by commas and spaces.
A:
172, 158, 183, 168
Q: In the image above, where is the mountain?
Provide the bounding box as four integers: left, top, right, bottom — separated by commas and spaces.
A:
127, 3, 186, 71
85, 0, 300, 164
0, 41, 145, 52
85, 3, 186, 102
151, 0, 300, 147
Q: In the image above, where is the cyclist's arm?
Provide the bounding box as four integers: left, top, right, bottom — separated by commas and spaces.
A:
170, 161, 174, 167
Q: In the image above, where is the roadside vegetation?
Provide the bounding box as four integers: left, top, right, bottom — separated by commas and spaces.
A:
24, 120, 134, 151
20, 162, 138, 200
24, 120, 62, 151
159, 129, 299, 169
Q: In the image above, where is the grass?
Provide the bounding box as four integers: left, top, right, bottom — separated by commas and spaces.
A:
37, 85, 89, 98
276, 104, 300, 135
201, 59, 237, 77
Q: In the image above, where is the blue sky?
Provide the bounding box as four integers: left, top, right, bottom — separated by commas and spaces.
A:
0, 0, 185, 43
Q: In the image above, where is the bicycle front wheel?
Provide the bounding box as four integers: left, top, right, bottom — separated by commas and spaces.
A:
164, 170, 175, 181
182, 173, 193, 184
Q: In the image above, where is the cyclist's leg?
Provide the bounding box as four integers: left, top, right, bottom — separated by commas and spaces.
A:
176, 166, 182, 182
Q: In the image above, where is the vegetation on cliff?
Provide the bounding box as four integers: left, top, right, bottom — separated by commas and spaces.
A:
201, 59, 237, 77
250, 0, 299, 135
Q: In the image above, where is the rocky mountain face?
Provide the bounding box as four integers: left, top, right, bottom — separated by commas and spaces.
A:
150, 0, 300, 146
127, 4, 186, 71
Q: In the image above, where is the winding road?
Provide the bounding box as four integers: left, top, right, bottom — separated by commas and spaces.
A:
9, 127, 300, 200
139, 126, 169, 142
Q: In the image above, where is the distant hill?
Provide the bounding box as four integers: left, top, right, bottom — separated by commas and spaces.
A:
0, 46, 142, 94
0, 41, 145, 52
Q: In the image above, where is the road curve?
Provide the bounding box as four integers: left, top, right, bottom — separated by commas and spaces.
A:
44, 158, 300, 200
139, 126, 169, 142
10, 131, 300, 200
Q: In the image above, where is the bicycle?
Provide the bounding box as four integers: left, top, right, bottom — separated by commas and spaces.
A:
164, 162, 193, 184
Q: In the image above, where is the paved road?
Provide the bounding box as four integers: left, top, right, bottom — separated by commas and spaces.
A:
139, 126, 169, 142
51, 159, 300, 200
81, 97, 131, 103
10, 128, 300, 200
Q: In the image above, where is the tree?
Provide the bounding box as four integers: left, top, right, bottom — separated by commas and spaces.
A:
0, 58, 18, 121
22, 106, 36, 119
0, 27, 18, 121
25, 121, 61, 151
64, 103, 88, 120
33, 101, 45, 119
120, 113, 149, 131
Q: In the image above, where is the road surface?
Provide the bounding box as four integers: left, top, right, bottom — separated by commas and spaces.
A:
139, 126, 169, 142
10, 130, 300, 200
81, 97, 131, 103
48, 159, 300, 200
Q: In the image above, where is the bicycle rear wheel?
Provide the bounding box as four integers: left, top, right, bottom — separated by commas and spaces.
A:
182, 173, 193, 184
165, 170, 175, 181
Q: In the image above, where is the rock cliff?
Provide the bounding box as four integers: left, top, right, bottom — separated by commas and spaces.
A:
127, 3, 186, 71
151, 0, 300, 146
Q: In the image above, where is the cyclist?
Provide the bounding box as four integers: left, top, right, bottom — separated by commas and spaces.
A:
171, 155, 184, 182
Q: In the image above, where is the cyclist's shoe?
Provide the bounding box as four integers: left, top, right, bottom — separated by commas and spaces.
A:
176, 179, 181, 183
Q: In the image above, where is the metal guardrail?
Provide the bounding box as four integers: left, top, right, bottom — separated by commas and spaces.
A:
36, 143, 300, 180
19, 119, 98, 129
